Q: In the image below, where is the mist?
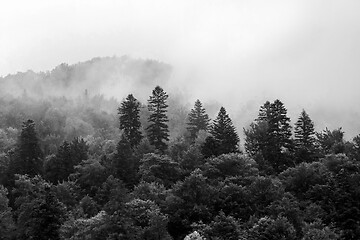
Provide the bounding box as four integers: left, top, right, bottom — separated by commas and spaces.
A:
1, 0, 360, 138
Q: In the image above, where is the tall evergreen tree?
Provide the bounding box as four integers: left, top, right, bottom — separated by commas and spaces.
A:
294, 110, 317, 162
12, 120, 44, 177
111, 135, 137, 188
245, 100, 293, 173
187, 99, 210, 141
203, 107, 239, 157
146, 86, 169, 152
118, 94, 143, 148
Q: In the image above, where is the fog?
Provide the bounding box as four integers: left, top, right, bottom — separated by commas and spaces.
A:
1, 0, 360, 138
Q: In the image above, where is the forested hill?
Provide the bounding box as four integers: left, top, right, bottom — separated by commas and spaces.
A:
0, 56, 172, 100
0, 57, 360, 240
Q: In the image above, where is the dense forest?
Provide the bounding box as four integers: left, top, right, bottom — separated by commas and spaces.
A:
0, 58, 360, 240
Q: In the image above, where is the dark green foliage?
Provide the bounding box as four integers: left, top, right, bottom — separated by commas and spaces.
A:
139, 153, 180, 188
125, 199, 171, 240
132, 181, 168, 209
316, 127, 346, 154
248, 176, 284, 216
14, 120, 44, 177
79, 195, 99, 218
203, 153, 258, 181
13, 175, 65, 240
196, 211, 244, 240
0, 185, 14, 239
166, 169, 216, 239
201, 136, 221, 158
266, 193, 304, 238
95, 175, 129, 213
70, 158, 107, 197
245, 100, 293, 173
279, 162, 331, 200
215, 182, 252, 220
209, 107, 239, 156
294, 110, 318, 162
317, 154, 360, 239
302, 221, 339, 240
248, 216, 296, 240
1, 83, 360, 239
350, 134, 360, 161
44, 141, 71, 183
147, 86, 170, 152
44, 138, 88, 184
118, 94, 143, 148
110, 136, 138, 188
187, 99, 210, 141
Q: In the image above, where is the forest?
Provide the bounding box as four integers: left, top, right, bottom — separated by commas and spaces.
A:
0, 59, 360, 240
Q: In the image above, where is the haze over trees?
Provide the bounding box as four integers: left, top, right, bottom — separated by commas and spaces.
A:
0, 58, 359, 240
187, 99, 210, 141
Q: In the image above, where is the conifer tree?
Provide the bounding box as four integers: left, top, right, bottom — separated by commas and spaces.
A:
15, 119, 44, 176
111, 135, 137, 188
146, 86, 169, 152
187, 99, 210, 140
118, 94, 142, 148
294, 110, 317, 162
204, 107, 239, 156
245, 100, 293, 173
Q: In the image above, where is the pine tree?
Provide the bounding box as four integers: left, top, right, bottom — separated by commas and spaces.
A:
207, 107, 239, 156
15, 119, 44, 176
118, 94, 143, 148
111, 135, 137, 188
244, 100, 293, 173
187, 99, 210, 141
146, 86, 169, 152
294, 110, 317, 162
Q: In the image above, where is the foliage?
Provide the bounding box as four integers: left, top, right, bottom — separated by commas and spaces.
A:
110, 136, 138, 188
294, 110, 318, 163
316, 128, 346, 155
44, 138, 88, 184
195, 211, 244, 240
13, 120, 44, 176
0, 185, 14, 240
147, 86, 170, 152
139, 153, 181, 188
245, 100, 293, 173
118, 94, 143, 148
206, 107, 239, 157
0, 86, 360, 240
187, 100, 210, 141
13, 175, 66, 240
248, 216, 296, 240
202, 153, 258, 180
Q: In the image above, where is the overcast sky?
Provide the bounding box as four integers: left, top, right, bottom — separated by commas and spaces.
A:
1, 0, 360, 135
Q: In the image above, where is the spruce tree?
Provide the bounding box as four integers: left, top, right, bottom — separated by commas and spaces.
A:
118, 94, 143, 148
187, 99, 210, 141
146, 86, 169, 152
111, 135, 137, 188
294, 109, 317, 162
208, 107, 239, 156
15, 119, 44, 176
244, 100, 293, 173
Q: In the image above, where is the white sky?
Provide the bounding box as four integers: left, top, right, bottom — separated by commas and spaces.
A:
1, 0, 360, 135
